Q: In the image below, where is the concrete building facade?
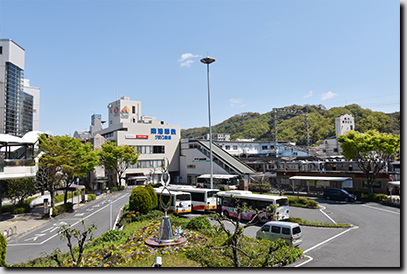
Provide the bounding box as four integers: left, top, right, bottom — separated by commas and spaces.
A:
0, 39, 40, 136
91, 96, 181, 186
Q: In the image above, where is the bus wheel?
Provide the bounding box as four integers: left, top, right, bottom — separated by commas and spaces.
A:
222, 210, 230, 218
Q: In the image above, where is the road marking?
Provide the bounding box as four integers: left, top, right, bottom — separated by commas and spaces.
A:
24, 233, 46, 242
318, 205, 336, 224
8, 192, 130, 247
303, 227, 353, 254
75, 213, 85, 216
295, 255, 313, 267
361, 204, 400, 215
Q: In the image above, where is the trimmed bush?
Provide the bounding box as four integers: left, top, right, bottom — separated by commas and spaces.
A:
0, 233, 6, 266
145, 184, 158, 208
129, 186, 153, 214
186, 215, 212, 231
111, 186, 118, 192
1, 205, 14, 213
87, 194, 96, 201
249, 183, 271, 193
368, 193, 389, 202
13, 207, 26, 214
119, 185, 125, 190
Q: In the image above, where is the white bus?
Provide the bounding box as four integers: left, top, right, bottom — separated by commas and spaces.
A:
216, 191, 289, 222
154, 188, 192, 214
167, 185, 219, 212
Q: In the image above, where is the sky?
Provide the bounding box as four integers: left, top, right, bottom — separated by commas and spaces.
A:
0, 0, 400, 136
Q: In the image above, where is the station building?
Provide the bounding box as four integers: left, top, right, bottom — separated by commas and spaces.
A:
85, 96, 180, 187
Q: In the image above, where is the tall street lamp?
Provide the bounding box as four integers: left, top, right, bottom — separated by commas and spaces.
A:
200, 56, 215, 190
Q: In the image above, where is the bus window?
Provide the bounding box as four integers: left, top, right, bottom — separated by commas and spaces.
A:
276, 198, 289, 206
178, 194, 191, 201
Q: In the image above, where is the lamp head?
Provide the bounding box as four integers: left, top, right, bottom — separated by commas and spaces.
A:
200, 56, 216, 64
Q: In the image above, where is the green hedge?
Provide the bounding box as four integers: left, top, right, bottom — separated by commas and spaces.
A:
249, 183, 271, 193
0, 233, 6, 266
287, 196, 319, 209
87, 194, 96, 201
129, 186, 153, 214
368, 193, 389, 202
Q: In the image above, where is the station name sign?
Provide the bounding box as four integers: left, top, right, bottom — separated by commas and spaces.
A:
151, 128, 176, 140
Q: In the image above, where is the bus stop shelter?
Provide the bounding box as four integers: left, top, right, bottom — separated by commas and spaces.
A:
289, 176, 352, 193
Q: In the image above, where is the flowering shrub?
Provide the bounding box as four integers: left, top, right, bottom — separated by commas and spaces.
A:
55, 220, 206, 267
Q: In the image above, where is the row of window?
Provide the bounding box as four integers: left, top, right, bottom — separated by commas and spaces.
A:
135, 145, 165, 154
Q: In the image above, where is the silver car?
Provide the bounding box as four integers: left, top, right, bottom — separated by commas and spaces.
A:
256, 221, 302, 246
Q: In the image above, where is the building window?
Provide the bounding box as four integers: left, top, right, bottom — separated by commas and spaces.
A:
225, 145, 230, 150
0, 46, 2, 54
132, 106, 136, 113
233, 145, 238, 150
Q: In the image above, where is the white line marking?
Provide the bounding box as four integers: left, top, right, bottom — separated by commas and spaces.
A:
295, 255, 313, 267
319, 207, 337, 224
8, 193, 129, 247
303, 227, 353, 254
361, 204, 400, 215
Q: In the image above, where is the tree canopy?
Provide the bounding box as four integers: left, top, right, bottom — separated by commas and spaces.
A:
98, 141, 139, 187
337, 130, 400, 193
181, 104, 400, 146
37, 134, 99, 207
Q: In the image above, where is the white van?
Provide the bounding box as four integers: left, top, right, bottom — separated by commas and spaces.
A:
256, 221, 302, 246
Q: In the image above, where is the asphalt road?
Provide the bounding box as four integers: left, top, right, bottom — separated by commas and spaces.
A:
6, 191, 131, 265
5, 194, 401, 267
189, 199, 401, 267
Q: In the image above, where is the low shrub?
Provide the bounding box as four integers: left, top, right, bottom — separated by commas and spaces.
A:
119, 210, 163, 226
87, 194, 96, 201
186, 216, 212, 231
119, 185, 125, 191
0, 233, 6, 266
287, 196, 319, 209
92, 230, 126, 246
1, 205, 14, 213
13, 207, 26, 214
111, 186, 118, 192
368, 193, 389, 202
249, 183, 271, 193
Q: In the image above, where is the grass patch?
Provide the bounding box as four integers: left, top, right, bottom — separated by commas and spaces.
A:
288, 216, 352, 228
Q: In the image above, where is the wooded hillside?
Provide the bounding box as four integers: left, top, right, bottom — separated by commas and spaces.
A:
180, 104, 400, 146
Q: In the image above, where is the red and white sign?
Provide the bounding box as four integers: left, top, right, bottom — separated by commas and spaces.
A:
136, 135, 148, 139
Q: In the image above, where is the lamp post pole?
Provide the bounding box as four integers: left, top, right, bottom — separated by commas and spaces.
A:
200, 56, 216, 190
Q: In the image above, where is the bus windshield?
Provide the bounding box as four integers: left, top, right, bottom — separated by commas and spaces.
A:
176, 194, 191, 202
207, 191, 218, 198
276, 198, 289, 207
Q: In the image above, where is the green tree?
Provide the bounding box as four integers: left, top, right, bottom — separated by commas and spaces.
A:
58, 137, 99, 206
37, 134, 99, 208
5, 178, 37, 205
98, 141, 139, 187
337, 130, 400, 194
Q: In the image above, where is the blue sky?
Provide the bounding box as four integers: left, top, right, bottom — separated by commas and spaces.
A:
0, 0, 400, 136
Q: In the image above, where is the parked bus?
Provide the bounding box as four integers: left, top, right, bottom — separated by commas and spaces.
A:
167, 185, 219, 212
216, 191, 289, 222
154, 188, 192, 214
196, 174, 238, 190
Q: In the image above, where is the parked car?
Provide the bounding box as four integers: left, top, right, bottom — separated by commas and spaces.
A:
256, 221, 302, 246
323, 188, 356, 202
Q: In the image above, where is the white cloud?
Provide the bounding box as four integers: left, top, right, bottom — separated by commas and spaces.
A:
321, 91, 338, 100
180, 60, 194, 67
304, 90, 313, 98
178, 53, 201, 67
230, 98, 245, 108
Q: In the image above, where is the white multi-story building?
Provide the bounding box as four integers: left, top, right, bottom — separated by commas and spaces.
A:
91, 96, 180, 186
335, 114, 354, 137
0, 39, 40, 136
